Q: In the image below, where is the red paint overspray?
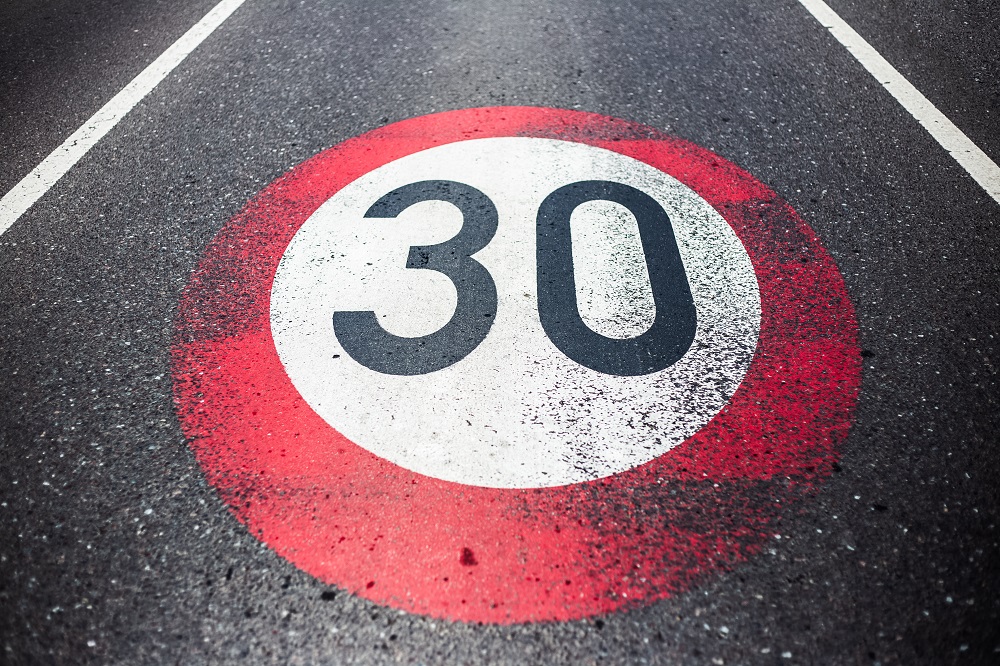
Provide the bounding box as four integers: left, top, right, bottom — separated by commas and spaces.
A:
171, 107, 860, 624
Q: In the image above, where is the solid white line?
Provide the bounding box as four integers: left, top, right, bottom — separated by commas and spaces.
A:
0, 0, 249, 236
798, 0, 1000, 205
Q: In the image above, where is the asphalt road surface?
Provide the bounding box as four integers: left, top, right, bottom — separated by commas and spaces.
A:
1, 0, 998, 664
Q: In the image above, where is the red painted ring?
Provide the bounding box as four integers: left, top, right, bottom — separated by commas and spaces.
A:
172, 107, 860, 624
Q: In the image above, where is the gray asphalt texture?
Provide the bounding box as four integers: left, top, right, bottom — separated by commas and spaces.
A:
1, 0, 998, 663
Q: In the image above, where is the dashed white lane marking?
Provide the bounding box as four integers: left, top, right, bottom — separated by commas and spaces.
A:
799, 0, 1000, 205
0, 0, 249, 236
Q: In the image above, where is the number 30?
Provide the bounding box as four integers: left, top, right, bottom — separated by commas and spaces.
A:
332, 180, 696, 377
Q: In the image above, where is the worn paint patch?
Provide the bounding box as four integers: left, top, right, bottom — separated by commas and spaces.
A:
172, 107, 860, 624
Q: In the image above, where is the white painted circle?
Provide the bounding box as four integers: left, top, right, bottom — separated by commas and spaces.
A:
270, 137, 760, 488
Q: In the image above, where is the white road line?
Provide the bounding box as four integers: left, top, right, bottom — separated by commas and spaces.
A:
798, 0, 1000, 205
3, 0, 995, 239
0, 0, 249, 236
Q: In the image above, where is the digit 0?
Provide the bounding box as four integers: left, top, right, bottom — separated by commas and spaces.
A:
536, 180, 696, 376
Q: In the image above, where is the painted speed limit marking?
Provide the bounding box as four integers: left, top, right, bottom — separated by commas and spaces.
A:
272, 137, 759, 487
172, 107, 860, 624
